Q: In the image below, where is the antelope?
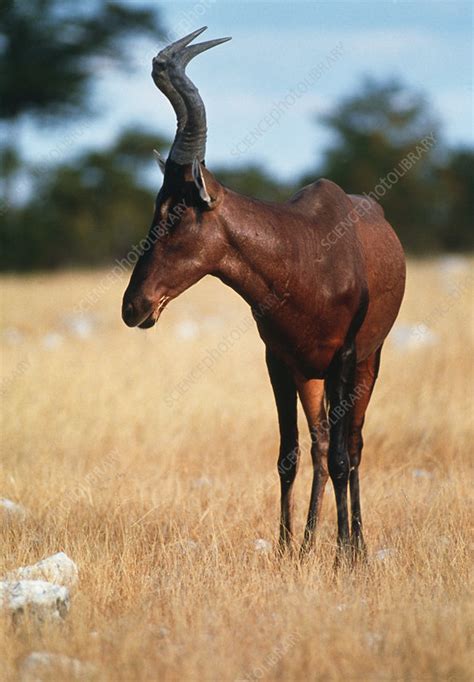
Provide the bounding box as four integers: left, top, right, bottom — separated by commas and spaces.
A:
122, 28, 406, 562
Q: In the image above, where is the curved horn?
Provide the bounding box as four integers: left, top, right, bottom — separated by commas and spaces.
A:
168, 37, 231, 164
151, 28, 208, 161
152, 27, 231, 166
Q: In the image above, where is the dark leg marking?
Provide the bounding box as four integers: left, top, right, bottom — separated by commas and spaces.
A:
348, 346, 382, 559
326, 341, 357, 563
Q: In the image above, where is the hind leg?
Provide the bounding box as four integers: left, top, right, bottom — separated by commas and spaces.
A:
349, 346, 382, 558
296, 378, 329, 553
326, 341, 358, 561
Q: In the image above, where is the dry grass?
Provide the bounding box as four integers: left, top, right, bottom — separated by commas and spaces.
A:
0, 259, 473, 681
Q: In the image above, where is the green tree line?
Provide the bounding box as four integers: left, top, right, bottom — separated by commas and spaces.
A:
1, 1, 472, 271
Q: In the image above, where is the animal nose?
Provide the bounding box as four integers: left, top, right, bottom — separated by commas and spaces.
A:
122, 301, 137, 327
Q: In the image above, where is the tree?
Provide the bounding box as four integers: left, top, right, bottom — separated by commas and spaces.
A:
0, 0, 164, 211
0, 128, 168, 269
436, 148, 474, 251
0, 0, 162, 122
213, 165, 294, 203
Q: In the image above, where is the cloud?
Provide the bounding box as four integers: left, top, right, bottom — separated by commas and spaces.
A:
16, 16, 472, 180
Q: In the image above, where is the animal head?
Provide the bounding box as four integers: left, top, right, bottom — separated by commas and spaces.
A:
122, 27, 231, 329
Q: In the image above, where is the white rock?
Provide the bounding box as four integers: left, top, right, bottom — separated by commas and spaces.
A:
6, 552, 78, 589
0, 498, 27, 521
2, 327, 24, 345
437, 255, 469, 278
191, 476, 212, 489
365, 631, 383, 649
0, 580, 70, 623
20, 652, 95, 682
175, 319, 199, 340
179, 539, 199, 554
148, 624, 170, 639
411, 468, 434, 480
374, 548, 397, 562
41, 332, 64, 350
254, 538, 272, 553
391, 323, 438, 351
62, 314, 96, 339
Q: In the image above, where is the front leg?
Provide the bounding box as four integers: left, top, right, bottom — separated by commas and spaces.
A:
265, 349, 299, 552
296, 378, 329, 555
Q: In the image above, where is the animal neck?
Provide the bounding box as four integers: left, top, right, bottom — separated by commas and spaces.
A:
213, 190, 292, 313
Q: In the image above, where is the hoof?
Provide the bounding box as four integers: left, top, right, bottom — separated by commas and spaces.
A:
333, 541, 352, 571
351, 534, 368, 565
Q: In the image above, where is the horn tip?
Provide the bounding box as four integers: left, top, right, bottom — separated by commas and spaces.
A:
191, 26, 208, 37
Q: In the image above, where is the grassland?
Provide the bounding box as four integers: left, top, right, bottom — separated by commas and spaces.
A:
0, 259, 472, 681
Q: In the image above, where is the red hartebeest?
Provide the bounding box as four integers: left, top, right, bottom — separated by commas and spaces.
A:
122, 28, 406, 561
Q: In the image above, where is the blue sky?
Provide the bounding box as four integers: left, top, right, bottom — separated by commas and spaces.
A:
19, 0, 474, 181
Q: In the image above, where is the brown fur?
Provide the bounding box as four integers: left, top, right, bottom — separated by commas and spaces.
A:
122, 165, 405, 560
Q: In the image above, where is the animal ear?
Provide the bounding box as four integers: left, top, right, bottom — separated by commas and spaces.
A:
192, 158, 212, 205
153, 149, 166, 175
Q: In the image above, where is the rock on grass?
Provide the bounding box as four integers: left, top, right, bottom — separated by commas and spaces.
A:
20, 652, 95, 681
6, 552, 78, 589
0, 580, 70, 624
0, 498, 27, 522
